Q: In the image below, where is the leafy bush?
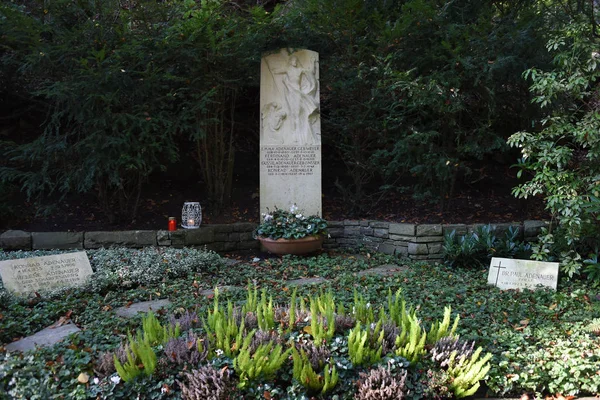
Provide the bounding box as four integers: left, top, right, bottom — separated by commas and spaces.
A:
274, 0, 550, 210
0, 0, 272, 220
508, 21, 600, 280
443, 225, 531, 268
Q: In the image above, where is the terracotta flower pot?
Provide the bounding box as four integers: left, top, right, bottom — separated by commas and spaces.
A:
257, 235, 324, 255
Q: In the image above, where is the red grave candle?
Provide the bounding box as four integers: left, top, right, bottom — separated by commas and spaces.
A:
168, 217, 177, 231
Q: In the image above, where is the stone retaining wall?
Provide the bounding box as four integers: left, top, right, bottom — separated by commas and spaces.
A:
324, 220, 548, 260
0, 220, 548, 261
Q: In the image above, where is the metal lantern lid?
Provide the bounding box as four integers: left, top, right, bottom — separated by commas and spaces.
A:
181, 202, 202, 229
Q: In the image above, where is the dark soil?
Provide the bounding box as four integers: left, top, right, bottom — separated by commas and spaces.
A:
1, 156, 549, 232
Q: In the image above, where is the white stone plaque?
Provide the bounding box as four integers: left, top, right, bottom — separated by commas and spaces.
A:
487, 257, 559, 291
260, 48, 322, 217
0, 251, 93, 295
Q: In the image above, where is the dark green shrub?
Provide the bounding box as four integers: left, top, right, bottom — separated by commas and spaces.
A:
0, 0, 272, 220
443, 225, 531, 268
509, 20, 600, 277
274, 0, 550, 210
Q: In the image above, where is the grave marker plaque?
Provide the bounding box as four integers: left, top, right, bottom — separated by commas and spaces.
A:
487, 257, 559, 291
0, 251, 93, 295
260, 48, 322, 217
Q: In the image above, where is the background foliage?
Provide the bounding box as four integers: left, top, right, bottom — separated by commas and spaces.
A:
1, 0, 599, 276
0, 0, 552, 217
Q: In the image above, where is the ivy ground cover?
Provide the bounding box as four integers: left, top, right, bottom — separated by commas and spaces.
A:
0, 248, 599, 399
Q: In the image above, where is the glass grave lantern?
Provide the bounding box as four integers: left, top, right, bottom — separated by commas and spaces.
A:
181, 202, 202, 229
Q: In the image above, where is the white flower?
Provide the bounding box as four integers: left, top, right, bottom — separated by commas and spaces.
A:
307, 224, 312, 230
110, 375, 121, 385
215, 349, 224, 356
264, 214, 273, 221
290, 204, 299, 213
93, 377, 100, 385
296, 214, 303, 219
161, 387, 168, 394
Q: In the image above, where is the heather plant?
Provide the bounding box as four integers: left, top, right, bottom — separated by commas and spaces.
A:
233, 331, 291, 389
169, 311, 200, 333
291, 347, 338, 395
163, 331, 209, 366
309, 290, 336, 344
353, 289, 376, 325
446, 347, 492, 398
427, 306, 460, 345
293, 341, 331, 372
178, 365, 235, 400
348, 321, 384, 367
139, 311, 180, 347
355, 365, 409, 400
394, 312, 427, 364
113, 335, 157, 382
431, 337, 476, 368
113, 311, 178, 382
248, 330, 284, 354
204, 289, 245, 359
96, 347, 129, 377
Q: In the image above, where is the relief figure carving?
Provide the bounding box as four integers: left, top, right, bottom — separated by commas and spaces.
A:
265, 50, 320, 145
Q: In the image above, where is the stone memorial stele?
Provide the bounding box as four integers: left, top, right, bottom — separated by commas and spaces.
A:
487, 257, 559, 291
0, 251, 93, 295
260, 48, 322, 217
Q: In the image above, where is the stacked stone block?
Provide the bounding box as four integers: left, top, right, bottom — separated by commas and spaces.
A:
2, 220, 546, 260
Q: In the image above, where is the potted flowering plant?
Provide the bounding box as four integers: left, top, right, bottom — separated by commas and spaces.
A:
254, 204, 328, 255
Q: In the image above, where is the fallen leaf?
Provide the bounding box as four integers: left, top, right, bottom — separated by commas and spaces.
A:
549, 303, 557, 310
50, 316, 70, 328
303, 326, 312, 335
77, 372, 89, 384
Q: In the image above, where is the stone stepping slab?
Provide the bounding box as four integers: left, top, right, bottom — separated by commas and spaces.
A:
115, 299, 172, 318
285, 277, 328, 286
5, 322, 80, 353
357, 264, 408, 277
222, 258, 241, 266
